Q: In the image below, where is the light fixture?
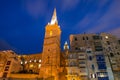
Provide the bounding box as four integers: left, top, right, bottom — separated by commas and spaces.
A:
105, 36, 108, 39
21, 61, 23, 64
39, 59, 41, 62
25, 61, 27, 64
34, 60, 36, 62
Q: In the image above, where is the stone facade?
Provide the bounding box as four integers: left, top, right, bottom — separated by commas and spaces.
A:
0, 9, 120, 80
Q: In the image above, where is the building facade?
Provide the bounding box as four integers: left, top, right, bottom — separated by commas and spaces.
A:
0, 9, 120, 80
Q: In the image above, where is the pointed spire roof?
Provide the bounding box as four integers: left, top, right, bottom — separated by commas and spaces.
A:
64, 41, 69, 50
50, 8, 58, 25
65, 41, 68, 45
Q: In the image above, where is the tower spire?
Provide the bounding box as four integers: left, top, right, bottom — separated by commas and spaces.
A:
50, 8, 58, 25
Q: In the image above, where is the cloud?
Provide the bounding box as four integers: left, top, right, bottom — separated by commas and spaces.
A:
74, 0, 120, 34
109, 27, 120, 38
23, 0, 48, 19
0, 39, 20, 53
0, 39, 13, 50
61, 0, 80, 11
74, 0, 112, 32
86, 0, 120, 32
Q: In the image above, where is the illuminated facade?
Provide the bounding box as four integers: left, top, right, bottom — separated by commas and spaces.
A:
69, 33, 120, 80
39, 8, 62, 80
0, 9, 120, 80
0, 50, 21, 78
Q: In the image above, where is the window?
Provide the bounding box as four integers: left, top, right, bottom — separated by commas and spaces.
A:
2, 72, 8, 78
106, 41, 110, 45
118, 40, 120, 44
79, 61, 85, 64
70, 61, 76, 66
6, 61, 11, 65
97, 72, 109, 80
95, 46, 103, 51
108, 47, 111, 51
89, 56, 92, 60
115, 46, 117, 49
50, 31, 52, 36
75, 47, 78, 50
87, 51, 91, 53
90, 74, 96, 78
110, 53, 114, 57
4, 66, 9, 71
83, 37, 85, 40
92, 64, 95, 70
96, 55, 105, 61
97, 72, 108, 77
97, 62, 106, 70
30, 64, 33, 68
117, 52, 120, 55
74, 37, 77, 41
93, 36, 101, 40
86, 36, 88, 40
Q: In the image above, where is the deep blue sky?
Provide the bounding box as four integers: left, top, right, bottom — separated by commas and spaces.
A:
0, 0, 120, 54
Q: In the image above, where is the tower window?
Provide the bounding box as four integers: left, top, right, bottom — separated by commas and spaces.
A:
50, 31, 52, 36
4, 66, 9, 71
83, 37, 85, 40
74, 37, 77, 41
86, 36, 88, 40
6, 61, 11, 65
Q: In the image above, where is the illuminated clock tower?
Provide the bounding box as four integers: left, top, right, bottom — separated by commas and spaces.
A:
39, 8, 61, 80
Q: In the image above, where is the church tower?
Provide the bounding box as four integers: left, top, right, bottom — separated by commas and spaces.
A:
39, 8, 61, 80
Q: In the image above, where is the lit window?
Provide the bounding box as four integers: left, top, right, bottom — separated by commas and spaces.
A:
30, 64, 33, 68
50, 31, 52, 36
38, 64, 41, 68
97, 72, 108, 77
91, 74, 96, 78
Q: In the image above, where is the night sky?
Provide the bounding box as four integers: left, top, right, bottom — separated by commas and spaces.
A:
0, 0, 120, 54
